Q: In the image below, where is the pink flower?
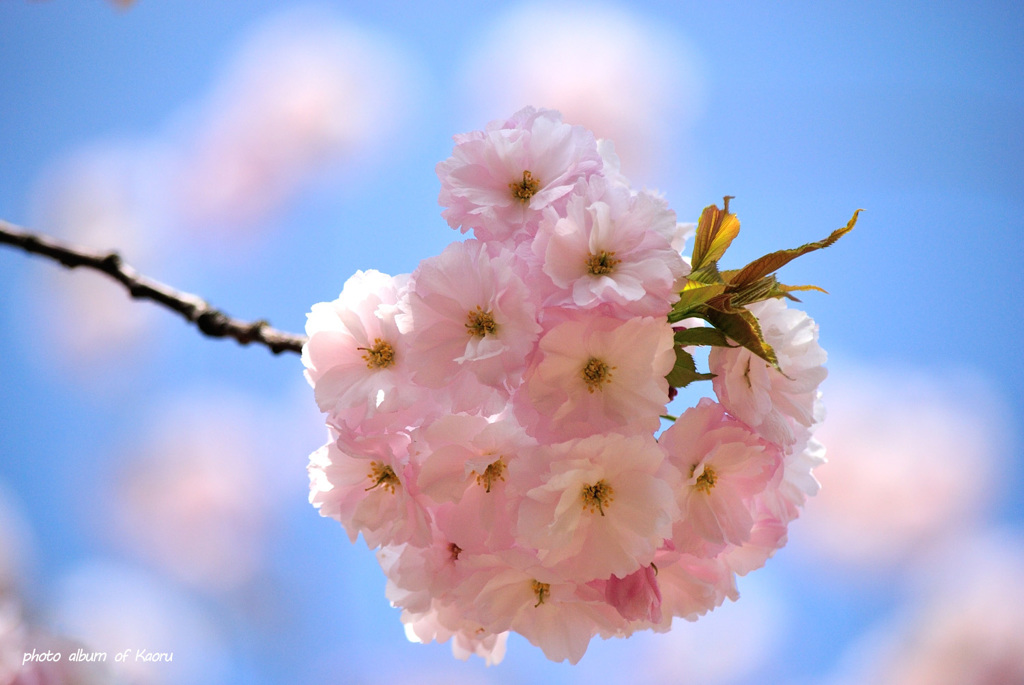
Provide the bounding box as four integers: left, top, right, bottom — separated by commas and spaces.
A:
302, 270, 419, 427
532, 175, 687, 317
451, 626, 508, 666
412, 414, 535, 553
504, 579, 610, 665
517, 434, 675, 581
603, 565, 663, 624
720, 484, 793, 576
404, 239, 541, 392
779, 428, 826, 508
660, 399, 782, 551
308, 431, 431, 548
450, 550, 619, 664
594, 141, 695, 252
379, 536, 469, 615
709, 298, 827, 446
437, 107, 603, 244
520, 314, 675, 440
651, 549, 738, 626
400, 598, 509, 666
301, 108, 837, 665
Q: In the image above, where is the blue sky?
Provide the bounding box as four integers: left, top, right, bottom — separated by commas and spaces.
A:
2, 2, 1023, 684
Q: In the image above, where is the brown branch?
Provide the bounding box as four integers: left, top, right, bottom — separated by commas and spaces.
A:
0, 219, 307, 355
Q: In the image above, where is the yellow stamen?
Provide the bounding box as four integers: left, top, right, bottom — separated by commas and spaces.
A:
365, 461, 399, 494
585, 251, 620, 276
474, 457, 507, 493
690, 464, 717, 494
509, 170, 540, 203
465, 306, 498, 338
357, 338, 396, 369
581, 357, 613, 392
532, 580, 551, 607
581, 479, 614, 516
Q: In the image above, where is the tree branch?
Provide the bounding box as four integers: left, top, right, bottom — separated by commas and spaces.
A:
0, 219, 307, 355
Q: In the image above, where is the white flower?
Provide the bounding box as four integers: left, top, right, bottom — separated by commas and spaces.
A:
709, 298, 827, 446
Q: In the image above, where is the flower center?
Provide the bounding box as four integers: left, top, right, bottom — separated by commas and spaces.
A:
448, 542, 462, 561
581, 479, 614, 516
585, 251, 620, 276
365, 461, 399, 494
357, 338, 395, 369
474, 457, 507, 493
532, 580, 551, 607
690, 464, 717, 494
465, 306, 498, 338
581, 357, 613, 392
509, 170, 540, 203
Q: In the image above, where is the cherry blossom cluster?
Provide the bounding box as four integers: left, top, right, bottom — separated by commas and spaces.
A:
302, 107, 833, 664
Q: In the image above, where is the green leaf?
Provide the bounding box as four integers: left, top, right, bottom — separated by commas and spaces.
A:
666, 347, 715, 388
702, 307, 779, 368
778, 283, 828, 300
703, 291, 741, 313
690, 197, 740, 271
669, 367, 716, 388
733, 279, 827, 307
669, 281, 727, 322
718, 268, 740, 282
687, 262, 725, 285
673, 326, 735, 348
728, 209, 862, 288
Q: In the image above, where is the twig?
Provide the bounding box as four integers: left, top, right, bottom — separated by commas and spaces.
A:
0, 219, 307, 355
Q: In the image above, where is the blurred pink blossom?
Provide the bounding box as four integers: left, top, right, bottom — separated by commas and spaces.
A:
106, 391, 301, 592
0, 488, 32, 598
797, 363, 1006, 573
460, 4, 704, 179
638, 574, 787, 684
173, 7, 421, 231
50, 562, 228, 685
0, 597, 25, 685
826, 534, 1024, 685
26, 144, 170, 369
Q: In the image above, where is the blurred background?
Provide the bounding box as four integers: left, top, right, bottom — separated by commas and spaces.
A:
1, 1, 1022, 683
